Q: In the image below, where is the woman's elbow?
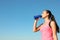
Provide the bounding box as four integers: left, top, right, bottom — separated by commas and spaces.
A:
33, 30, 37, 32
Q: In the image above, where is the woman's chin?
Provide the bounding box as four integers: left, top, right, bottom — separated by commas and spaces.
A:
42, 17, 45, 19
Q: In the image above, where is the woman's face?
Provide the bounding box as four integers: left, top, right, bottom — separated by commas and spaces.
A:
42, 10, 49, 19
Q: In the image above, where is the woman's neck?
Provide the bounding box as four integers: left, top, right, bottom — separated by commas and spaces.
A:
44, 17, 50, 23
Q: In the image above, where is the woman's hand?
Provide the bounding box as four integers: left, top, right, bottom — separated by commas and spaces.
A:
35, 18, 39, 22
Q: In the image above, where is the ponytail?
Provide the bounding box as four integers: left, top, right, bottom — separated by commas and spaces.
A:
51, 14, 59, 33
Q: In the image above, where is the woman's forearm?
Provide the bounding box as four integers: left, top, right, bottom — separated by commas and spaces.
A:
53, 35, 58, 40
33, 20, 37, 32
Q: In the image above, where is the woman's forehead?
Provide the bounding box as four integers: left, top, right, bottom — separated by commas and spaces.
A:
42, 10, 47, 13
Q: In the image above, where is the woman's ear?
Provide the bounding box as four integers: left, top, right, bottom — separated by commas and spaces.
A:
47, 13, 49, 16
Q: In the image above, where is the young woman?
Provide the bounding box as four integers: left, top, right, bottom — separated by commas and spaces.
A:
33, 10, 59, 40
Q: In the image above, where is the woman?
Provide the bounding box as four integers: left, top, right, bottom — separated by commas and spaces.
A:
33, 10, 59, 40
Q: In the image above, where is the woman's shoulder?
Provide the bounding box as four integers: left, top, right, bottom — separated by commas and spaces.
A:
50, 20, 55, 24
49, 20, 56, 27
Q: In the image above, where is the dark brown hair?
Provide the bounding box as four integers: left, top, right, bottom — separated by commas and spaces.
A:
46, 10, 59, 33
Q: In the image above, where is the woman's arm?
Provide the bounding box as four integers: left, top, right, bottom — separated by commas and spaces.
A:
50, 21, 58, 40
33, 20, 38, 32
33, 19, 42, 32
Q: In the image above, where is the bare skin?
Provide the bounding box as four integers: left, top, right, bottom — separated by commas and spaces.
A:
33, 10, 58, 40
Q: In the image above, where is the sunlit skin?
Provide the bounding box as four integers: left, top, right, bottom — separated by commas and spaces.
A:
33, 10, 58, 40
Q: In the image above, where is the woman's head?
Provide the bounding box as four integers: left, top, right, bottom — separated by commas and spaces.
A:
42, 10, 59, 33
42, 10, 52, 19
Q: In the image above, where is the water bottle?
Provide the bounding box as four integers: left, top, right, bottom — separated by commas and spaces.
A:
34, 15, 42, 19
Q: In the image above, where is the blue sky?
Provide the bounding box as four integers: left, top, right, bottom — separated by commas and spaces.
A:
0, 0, 60, 40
